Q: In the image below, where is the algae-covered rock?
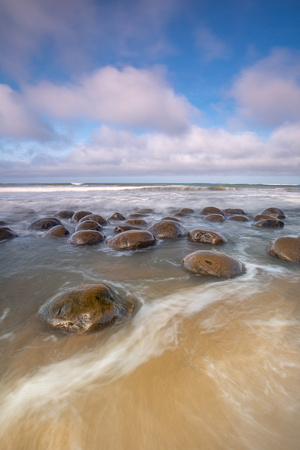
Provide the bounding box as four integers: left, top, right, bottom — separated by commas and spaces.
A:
38, 283, 135, 333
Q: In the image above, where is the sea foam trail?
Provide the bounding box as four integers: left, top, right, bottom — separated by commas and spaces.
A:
0, 276, 259, 431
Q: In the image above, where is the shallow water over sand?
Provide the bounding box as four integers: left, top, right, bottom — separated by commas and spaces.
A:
0, 184, 299, 449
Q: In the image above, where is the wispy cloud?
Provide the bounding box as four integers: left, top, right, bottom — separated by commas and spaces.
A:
195, 27, 231, 62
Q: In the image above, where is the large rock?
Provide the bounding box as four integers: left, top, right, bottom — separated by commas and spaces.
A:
75, 220, 102, 232
267, 237, 300, 263
187, 229, 227, 245
125, 219, 148, 226
38, 283, 135, 333
55, 210, 75, 219
147, 220, 186, 239
182, 250, 245, 278
200, 206, 225, 216
114, 225, 142, 233
69, 230, 105, 246
79, 214, 108, 226
224, 208, 246, 215
228, 215, 250, 222
29, 217, 61, 231
42, 225, 70, 238
204, 214, 225, 223
253, 219, 284, 229
0, 227, 18, 241
261, 207, 285, 219
106, 230, 156, 250
178, 208, 194, 215
72, 211, 93, 222
108, 212, 126, 221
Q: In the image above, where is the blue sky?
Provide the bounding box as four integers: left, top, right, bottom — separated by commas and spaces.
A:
0, 0, 300, 183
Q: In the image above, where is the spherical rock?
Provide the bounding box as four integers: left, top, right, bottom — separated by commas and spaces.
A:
182, 250, 245, 278
224, 208, 246, 215
68, 230, 105, 246
179, 208, 194, 214
147, 220, 186, 239
106, 230, 156, 250
55, 210, 75, 219
0, 227, 18, 241
204, 214, 225, 223
42, 225, 70, 238
200, 207, 224, 216
267, 237, 300, 263
125, 219, 148, 226
108, 212, 126, 221
161, 216, 180, 222
187, 229, 227, 245
114, 225, 142, 233
75, 220, 102, 232
261, 207, 285, 219
72, 211, 93, 222
29, 217, 61, 231
79, 214, 108, 226
253, 219, 284, 229
137, 209, 154, 214
38, 283, 135, 333
254, 214, 275, 221
228, 215, 250, 222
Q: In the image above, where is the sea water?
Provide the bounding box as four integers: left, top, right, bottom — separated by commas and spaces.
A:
0, 183, 299, 449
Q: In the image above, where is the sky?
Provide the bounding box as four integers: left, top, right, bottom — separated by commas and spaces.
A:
0, 0, 300, 184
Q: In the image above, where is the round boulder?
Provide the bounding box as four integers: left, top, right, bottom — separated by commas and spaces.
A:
228, 215, 250, 222
267, 237, 300, 263
204, 214, 225, 223
261, 207, 285, 219
254, 214, 275, 221
79, 214, 108, 226
29, 217, 61, 231
224, 208, 246, 215
179, 208, 194, 215
68, 230, 105, 246
161, 217, 180, 222
72, 211, 93, 222
0, 227, 18, 241
106, 230, 156, 250
75, 220, 102, 232
108, 212, 126, 221
55, 210, 75, 219
187, 229, 227, 245
38, 283, 135, 333
253, 219, 284, 229
182, 250, 245, 278
114, 225, 142, 233
200, 207, 224, 216
125, 219, 148, 226
42, 225, 70, 238
137, 209, 154, 214
147, 220, 186, 239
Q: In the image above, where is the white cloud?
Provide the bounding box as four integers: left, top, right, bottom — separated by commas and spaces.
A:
230, 48, 300, 127
0, 84, 51, 139
25, 66, 196, 133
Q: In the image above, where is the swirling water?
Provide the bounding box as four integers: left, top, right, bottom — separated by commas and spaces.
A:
0, 183, 300, 449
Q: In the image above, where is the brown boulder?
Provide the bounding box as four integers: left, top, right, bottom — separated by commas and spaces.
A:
182, 250, 245, 278
200, 207, 224, 216
38, 283, 135, 333
108, 212, 126, 221
42, 225, 70, 238
55, 210, 75, 219
261, 207, 285, 219
147, 220, 186, 239
267, 237, 300, 263
187, 229, 227, 245
137, 209, 154, 214
106, 230, 156, 250
79, 214, 108, 226
68, 230, 105, 246
228, 215, 250, 222
75, 220, 103, 232
204, 214, 225, 223
179, 208, 194, 215
0, 227, 18, 241
125, 219, 148, 226
114, 225, 142, 233
224, 208, 246, 215
72, 211, 93, 222
253, 219, 284, 229
254, 214, 275, 221
161, 217, 180, 222
29, 217, 61, 231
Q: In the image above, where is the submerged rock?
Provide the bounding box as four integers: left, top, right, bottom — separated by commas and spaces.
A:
147, 220, 186, 239
75, 220, 102, 232
224, 208, 246, 215
0, 227, 18, 241
106, 230, 156, 250
108, 212, 126, 221
182, 250, 245, 278
267, 237, 300, 263
261, 207, 286, 219
178, 208, 194, 215
187, 229, 227, 245
253, 219, 284, 229
29, 217, 61, 231
114, 225, 142, 233
38, 283, 135, 333
79, 214, 108, 226
55, 210, 75, 219
200, 207, 225, 216
42, 225, 70, 238
68, 230, 105, 246
125, 219, 148, 226
228, 215, 250, 222
204, 214, 225, 223
72, 211, 93, 222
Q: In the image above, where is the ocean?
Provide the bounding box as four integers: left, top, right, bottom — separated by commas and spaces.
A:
0, 183, 299, 449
